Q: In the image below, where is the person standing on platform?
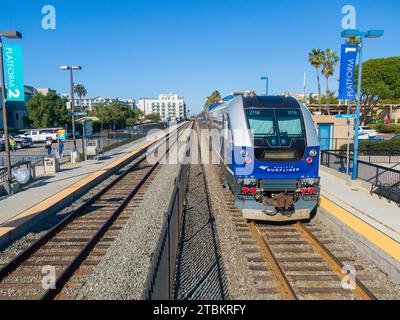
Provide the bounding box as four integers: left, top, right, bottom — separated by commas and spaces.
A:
45, 137, 52, 156
59, 140, 64, 158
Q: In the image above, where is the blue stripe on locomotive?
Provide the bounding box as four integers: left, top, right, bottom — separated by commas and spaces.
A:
229, 146, 320, 179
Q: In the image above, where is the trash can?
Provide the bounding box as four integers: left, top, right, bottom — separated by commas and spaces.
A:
44, 157, 60, 174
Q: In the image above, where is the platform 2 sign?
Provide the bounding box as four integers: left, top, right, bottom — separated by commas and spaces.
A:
58, 129, 67, 141
338, 44, 358, 100
3, 45, 25, 102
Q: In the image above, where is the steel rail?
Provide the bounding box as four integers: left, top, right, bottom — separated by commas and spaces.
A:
248, 222, 298, 300
0, 123, 191, 298
295, 222, 378, 300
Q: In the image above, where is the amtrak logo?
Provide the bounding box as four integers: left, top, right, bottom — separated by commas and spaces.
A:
259, 165, 300, 173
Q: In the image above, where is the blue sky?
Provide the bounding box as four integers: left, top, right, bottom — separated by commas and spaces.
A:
1, 0, 399, 113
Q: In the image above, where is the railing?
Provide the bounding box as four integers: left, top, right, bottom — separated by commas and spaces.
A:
0, 160, 33, 184
0, 154, 46, 168
321, 151, 400, 204
144, 148, 190, 300
326, 149, 400, 165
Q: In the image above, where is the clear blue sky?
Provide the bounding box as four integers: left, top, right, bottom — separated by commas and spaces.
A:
1, 0, 399, 113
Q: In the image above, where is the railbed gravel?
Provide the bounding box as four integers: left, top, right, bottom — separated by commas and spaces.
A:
310, 216, 400, 299
173, 164, 228, 300
75, 130, 190, 300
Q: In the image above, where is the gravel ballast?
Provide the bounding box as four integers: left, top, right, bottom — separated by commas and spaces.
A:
75, 128, 191, 300
173, 164, 228, 300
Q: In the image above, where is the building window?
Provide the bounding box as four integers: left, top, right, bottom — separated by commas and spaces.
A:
16, 113, 19, 120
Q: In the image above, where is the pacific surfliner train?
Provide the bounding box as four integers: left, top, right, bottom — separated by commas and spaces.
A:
198, 93, 320, 222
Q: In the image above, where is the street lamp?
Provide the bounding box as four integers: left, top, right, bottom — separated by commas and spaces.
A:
260, 76, 269, 95
341, 29, 384, 180
0, 30, 22, 191
60, 65, 81, 152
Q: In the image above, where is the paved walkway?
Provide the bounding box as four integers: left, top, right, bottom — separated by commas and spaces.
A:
0, 134, 156, 226
320, 166, 400, 244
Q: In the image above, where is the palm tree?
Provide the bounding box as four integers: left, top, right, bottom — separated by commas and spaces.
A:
74, 84, 87, 111
322, 49, 340, 115
308, 49, 325, 113
204, 90, 222, 107
345, 37, 361, 45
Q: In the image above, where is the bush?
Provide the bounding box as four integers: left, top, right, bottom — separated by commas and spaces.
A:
339, 139, 400, 155
374, 124, 400, 134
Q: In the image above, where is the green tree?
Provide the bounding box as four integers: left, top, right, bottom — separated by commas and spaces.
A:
322, 48, 340, 115
308, 49, 325, 113
26, 92, 69, 128
126, 109, 143, 126
74, 84, 87, 111
146, 113, 161, 122
355, 57, 400, 123
204, 90, 222, 108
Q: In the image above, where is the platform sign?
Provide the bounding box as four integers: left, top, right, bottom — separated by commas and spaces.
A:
68, 112, 88, 116
336, 114, 358, 119
338, 44, 358, 100
58, 129, 67, 140
3, 45, 25, 101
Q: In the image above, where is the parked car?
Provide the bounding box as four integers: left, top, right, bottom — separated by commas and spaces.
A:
0, 134, 33, 149
359, 126, 378, 137
369, 135, 385, 141
19, 128, 59, 143
390, 135, 400, 140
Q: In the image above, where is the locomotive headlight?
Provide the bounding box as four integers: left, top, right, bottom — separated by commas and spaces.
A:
309, 149, 318, 157
241, 148, 248, 157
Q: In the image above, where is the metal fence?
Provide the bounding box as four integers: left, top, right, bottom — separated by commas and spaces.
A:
52, 122, 168, 163
0, 161, 34, 184
144, 155, 190, 300
321, 151, 400, 203
0, 154, 46, 168
326, 149, 400, 165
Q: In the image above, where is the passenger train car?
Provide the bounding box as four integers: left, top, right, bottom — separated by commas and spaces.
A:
199, 94, 320, 222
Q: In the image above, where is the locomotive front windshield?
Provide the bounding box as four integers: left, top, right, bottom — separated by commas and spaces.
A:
245, 108, 306, 161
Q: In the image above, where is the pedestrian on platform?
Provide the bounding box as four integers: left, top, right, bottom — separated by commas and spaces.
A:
9, 136, 16, 152
59, 140, 64, 158
45, 137, 52, 156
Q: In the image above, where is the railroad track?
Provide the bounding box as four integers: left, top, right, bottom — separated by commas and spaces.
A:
0, 122, 191, 300
218, 178, 378, 300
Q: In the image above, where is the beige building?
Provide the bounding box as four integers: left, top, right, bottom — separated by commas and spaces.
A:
312, 115, 355, 150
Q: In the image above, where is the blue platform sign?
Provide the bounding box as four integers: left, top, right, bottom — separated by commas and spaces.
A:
338, 44, 358, 100
3, 45, 25, 102
336, 114, 357, 119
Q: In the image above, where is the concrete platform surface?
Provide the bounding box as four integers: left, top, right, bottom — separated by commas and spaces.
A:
319, 166, 400, 262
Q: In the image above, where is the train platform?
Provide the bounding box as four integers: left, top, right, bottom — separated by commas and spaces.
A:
0, 128, 170, 246
319, 166, 400, 282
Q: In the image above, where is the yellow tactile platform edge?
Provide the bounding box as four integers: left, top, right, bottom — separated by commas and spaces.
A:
320, 195, 400, 262
0, 134, 162, 239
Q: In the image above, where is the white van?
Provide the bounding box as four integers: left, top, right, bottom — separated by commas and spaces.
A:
19, 128, 59, 143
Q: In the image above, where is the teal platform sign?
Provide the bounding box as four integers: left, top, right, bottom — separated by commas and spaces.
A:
3, 44, 25, 101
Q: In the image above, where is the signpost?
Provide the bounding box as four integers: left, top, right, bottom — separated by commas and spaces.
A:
336, 114, 357, 119
338, 44, 358, 100
4, 45, 25, 102
338, 44, 359, 176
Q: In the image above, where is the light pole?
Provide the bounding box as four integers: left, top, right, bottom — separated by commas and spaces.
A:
341, 29, 384, 180
0, 30, 22, 190
260, 76, 269, 95
60, 65, 81, 152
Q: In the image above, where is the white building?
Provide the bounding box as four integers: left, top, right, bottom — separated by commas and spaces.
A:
137, 93, 186, 121
70, 96, 135, 111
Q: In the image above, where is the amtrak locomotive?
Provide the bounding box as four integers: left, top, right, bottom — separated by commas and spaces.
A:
199, 93, 320, 222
